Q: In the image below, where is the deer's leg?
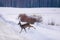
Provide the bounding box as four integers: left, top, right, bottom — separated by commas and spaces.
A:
32, 27, 36, 29
31, 26, 36, 29
24, 28, 26, 32
28, 27, 30, 29
20, 28, 23, 33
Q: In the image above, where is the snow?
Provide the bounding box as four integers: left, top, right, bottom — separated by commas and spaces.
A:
0, 7, 60, 40
0, 15, 29, 40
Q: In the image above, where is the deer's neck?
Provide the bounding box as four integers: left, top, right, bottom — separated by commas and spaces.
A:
20, 22, 22, 26
18, 21, 22, 26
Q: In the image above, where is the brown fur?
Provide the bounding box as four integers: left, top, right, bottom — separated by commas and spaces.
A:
18, 14, 38, 24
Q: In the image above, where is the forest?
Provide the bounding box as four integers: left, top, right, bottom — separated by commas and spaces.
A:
0, 0, 60, 7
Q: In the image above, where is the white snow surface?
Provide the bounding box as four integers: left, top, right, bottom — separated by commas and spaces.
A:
0, 7, 60, 40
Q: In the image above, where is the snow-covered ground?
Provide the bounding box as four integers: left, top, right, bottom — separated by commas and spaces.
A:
0, 16, 29, 40
0, 7, 60, 40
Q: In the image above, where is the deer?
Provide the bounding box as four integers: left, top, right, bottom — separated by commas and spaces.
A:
18, 21, 36, 33
18, 14, 42, 24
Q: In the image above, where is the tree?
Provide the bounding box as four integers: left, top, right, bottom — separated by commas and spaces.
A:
0, 2, 4, 7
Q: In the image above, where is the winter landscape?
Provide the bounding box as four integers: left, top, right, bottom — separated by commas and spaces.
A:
0, 7, 60, 40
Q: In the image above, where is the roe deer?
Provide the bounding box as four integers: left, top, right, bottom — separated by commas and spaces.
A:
18, 21, 36, 33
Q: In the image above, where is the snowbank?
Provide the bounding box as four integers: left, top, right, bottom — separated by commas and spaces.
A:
0, 16, 29, 40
